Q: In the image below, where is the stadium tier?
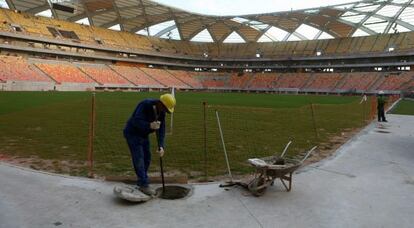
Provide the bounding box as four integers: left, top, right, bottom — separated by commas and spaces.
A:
0, 1, 413, 93
109, 65, 163, 88
1, 8, 414, 59
190, 72, 230, 88
1, 54, 413, 92
229, 73, 254, 89
377, 72, 413, 91
201, 79, 226, 88
139, 68, 190, 88
306, 73, 343, 91
248, 74, 279, 90
78, 64, 130, 85
36, 62, 95, 84
337, 73, 379, 91
167, 70, 204, 88
275, 73, 311, 89
0, 56, 51, 82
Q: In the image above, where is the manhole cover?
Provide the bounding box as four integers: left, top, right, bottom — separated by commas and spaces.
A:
156, 185, 190, 200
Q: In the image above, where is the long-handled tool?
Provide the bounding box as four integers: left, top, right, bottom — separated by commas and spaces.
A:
215, 110, 233, 182
153, 105, 165, 193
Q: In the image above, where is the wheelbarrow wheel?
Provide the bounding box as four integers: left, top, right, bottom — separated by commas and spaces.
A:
248, 177, 267, 197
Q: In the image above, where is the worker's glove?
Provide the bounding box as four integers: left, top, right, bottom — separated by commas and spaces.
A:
150, 121, 161, 130
157, 147, 165, 157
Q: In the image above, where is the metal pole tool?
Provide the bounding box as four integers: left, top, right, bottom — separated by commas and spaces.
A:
153, 105, 165, 193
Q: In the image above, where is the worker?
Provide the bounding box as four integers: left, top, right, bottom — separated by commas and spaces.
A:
123, 94, 176, 196
377, 91, 387, 122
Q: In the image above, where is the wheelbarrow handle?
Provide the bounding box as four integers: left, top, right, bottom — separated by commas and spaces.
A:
280, 141, 292, 158
301, 146, 317, 163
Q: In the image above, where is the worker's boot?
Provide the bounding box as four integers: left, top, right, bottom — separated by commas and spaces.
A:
138, 186, 155, 196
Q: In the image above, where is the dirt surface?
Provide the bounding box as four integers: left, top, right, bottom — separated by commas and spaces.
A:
0, 153, 87, 176
303, 127, 364, 166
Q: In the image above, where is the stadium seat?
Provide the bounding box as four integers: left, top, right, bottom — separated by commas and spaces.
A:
188, 71, 230, 88
377, 72, 413, 91
229, 73, 253, 89
248, 73, 279, 89
167, 70, 203, 88
79, 64, 130, 85
36, 62, 95, 84
0, 8, 413, 60
338, 73, 379, 91
0, 55, 51, 82
110, 65, 163, 87
306, 73, 342, 90
275, 73, 310, 89
201, 79, 226, 88
140, 68, 190, 88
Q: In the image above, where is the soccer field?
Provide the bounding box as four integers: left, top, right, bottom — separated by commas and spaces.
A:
391, 99, 414, 115
0, 92, 371, 179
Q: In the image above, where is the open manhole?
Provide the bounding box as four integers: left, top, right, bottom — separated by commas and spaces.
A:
156, 185, 191, 200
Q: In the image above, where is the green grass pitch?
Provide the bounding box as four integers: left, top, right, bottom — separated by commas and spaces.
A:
391, 99, 414, 115
0, 91, 370, 179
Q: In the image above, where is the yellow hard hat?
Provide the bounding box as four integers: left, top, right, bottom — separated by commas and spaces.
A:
160, 93, 176, 113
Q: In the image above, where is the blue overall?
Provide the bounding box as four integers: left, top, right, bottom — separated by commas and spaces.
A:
123, 99, 166, 187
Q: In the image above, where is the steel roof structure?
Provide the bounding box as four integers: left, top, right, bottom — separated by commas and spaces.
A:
1, 0, 414, 42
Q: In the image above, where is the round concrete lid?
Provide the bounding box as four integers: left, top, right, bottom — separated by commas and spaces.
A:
113, 185, 152, 202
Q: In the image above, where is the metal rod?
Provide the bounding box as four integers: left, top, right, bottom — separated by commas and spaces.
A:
280, 141, 292, 158
301, 146, 318, 163
203, 101, 208, 181
215, 110, 233, 181
153, 105, 165, 193
160, 157, 165, 192
87, 92, 96, 178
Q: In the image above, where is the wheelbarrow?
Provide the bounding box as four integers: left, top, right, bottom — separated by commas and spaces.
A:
220, 142, 317, 196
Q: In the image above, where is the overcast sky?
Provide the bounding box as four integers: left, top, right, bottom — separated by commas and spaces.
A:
153, 0, 357, 16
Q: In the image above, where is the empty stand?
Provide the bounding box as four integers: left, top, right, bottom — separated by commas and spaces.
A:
0, 55, 51, 82
3, 10, 52, 37
201, 79, 226, 88
377, 72, 413, 91
2, 9, 413, 59
306, 73, 342, 90
140, 68, 189, 88
0, 10, 11, 31
36, 62, 95, 84
229, 73, 253, 89
0, 54, 410, 92
275, 73, 310, 89
189, 71, 231, 88
337, 73, 378, 91
248, 73, 279, 89
79, 64, 130, 85
404, 77, 414, 90
167, 70, 203, 88
110, 65, 163, 87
